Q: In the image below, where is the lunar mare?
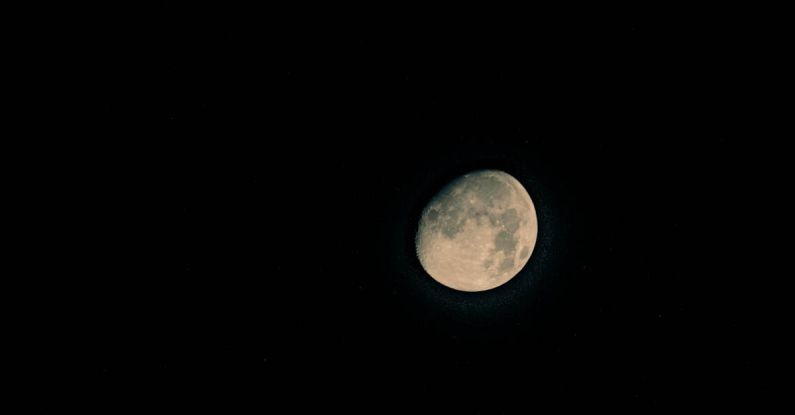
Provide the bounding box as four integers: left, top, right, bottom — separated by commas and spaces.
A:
415, 170, 538, 292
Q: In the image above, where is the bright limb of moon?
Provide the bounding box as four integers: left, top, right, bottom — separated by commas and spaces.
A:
415, 170, 538, 292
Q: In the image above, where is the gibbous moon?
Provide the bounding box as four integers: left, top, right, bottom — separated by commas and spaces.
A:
415, 170, 538, 292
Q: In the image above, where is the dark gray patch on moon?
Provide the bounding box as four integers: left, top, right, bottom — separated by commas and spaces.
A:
426, 208, 439, 222
440, 213, 466, 238
499, 257, 515, 272
494, 230, 518, 255
500, 208, 521, 233
467, 175, 511, 206
519, 245, 530, 260
430, 201, 467, 238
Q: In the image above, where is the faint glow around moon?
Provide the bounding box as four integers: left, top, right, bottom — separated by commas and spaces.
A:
415, 170, 538, 292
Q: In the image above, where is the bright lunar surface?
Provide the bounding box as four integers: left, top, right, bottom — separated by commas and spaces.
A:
415, 170, 538, 292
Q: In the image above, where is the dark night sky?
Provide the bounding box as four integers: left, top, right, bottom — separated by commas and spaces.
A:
77, 5, 782, 412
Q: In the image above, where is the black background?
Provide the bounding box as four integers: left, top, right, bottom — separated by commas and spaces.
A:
82, 5, 781, 412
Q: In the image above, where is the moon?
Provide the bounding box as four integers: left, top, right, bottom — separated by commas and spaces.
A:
415, 170, 538, 292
